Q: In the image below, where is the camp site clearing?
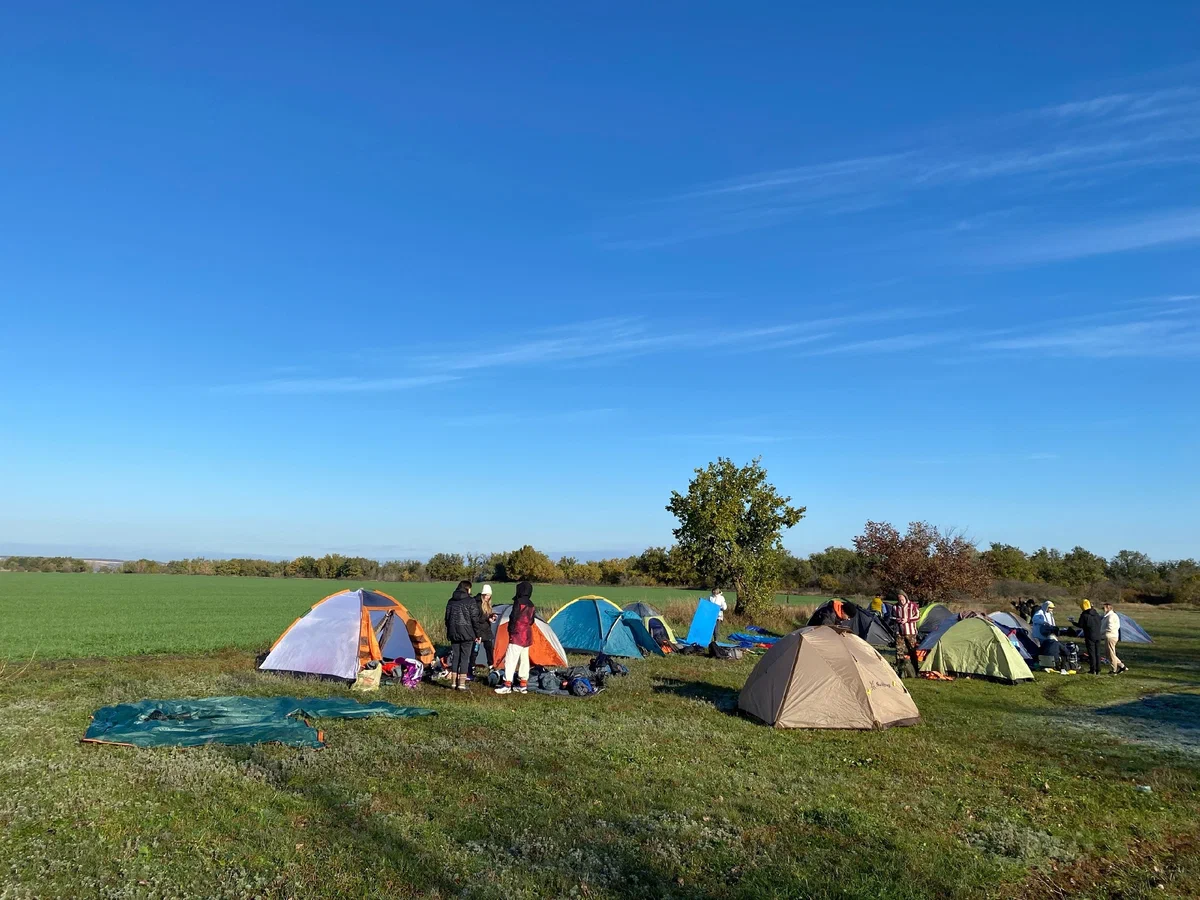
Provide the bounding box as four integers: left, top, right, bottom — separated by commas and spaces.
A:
2, 573, 1199, 899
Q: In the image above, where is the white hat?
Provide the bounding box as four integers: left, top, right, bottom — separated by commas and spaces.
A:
481, 584, 492, 595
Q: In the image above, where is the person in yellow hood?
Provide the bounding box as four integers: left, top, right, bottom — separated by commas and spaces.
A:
1078, 599, 1104, 675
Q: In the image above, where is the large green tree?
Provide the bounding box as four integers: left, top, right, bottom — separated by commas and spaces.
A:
666, 457, 805, 616
1108, 550, 1157, 584
1061, 546, 1106, 588
981, 543, 1035, 582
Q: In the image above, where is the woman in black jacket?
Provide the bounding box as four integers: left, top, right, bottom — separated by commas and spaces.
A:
445, 580, 487, 690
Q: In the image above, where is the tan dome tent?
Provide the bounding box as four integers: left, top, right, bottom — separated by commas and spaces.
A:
738, 626, 921, 730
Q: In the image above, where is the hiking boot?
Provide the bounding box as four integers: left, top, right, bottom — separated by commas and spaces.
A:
494, 684, 512, 695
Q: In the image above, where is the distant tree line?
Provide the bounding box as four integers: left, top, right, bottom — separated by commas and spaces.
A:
5, 538, 1196, 603
0, 555, 93, 573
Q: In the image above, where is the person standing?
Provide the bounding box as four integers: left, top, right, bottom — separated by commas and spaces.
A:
710, 588, 728, 622
1102, 602, 1128, 674
444, 580, 486, 691
1031, 600, 1062, 670
471, 584, 498, 675
894, 591, 920, 677
495, 581, 536, 695
1078, 599, 1104, 675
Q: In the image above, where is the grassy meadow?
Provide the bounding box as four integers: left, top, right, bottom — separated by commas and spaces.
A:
1, 573, 1199, 898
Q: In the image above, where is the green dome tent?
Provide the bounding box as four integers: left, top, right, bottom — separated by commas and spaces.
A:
623, 601, 678, 647
920, 616, 1034, 684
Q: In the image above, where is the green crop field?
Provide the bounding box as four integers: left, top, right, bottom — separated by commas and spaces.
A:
1, 573, 1199, 899
0, 572, 826, 661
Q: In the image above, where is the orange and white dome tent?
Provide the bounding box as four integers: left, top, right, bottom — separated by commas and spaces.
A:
260, 588, 434, 681
490, 604, 569, 668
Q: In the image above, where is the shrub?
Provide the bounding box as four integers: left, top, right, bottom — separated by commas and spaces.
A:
426, 553, 466, 582
502, 546, 559, 583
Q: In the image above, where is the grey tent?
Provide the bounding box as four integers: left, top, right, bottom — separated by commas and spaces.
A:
738, 626, 921, 730
988, 611, 1032, 633
806, 600, 894, 648
1117, 612, 1152, 644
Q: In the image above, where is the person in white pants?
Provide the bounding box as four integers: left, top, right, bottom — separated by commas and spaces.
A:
496, 581, 536, 694
1102, 602, 1127, 674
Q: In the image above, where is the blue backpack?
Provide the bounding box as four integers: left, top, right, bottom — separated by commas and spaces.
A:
569, 675, 597, 697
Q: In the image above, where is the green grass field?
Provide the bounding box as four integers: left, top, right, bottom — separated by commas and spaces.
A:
2, 573, 1199, 898
0, 572, 826, 660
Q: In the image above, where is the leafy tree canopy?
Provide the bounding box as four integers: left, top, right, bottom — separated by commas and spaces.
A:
667, 457, 804, 615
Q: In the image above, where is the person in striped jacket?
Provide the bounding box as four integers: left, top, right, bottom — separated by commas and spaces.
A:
893, 590, 920, 677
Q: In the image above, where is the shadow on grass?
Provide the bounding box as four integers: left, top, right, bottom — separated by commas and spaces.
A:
1095, 692, 1200, 730
652, 678, 741, 715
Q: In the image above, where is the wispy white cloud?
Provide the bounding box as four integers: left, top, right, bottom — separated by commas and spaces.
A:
809, 331, 965, 356
975, 208, 1200, 265
411, 309, 952, 373
1124, 293, 1200, 306
220, 307, 962, 395
978, 316, 1200, 358
216, 374, 459, 395
601, 80, 1200, 250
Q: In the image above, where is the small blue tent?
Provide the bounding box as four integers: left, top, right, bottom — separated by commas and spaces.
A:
547, 596, 663, 658
1117, 612, 1152, 644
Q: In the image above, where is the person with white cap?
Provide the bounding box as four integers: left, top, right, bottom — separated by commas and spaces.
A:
1031, 599, 1062, 669
470, 584, 498, 677
710, 588, 728, 621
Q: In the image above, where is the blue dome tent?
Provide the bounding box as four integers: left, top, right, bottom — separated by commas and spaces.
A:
547, 596, 664, 658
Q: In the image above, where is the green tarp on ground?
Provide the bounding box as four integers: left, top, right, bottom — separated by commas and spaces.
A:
919, 617, 1034, 684
83, 696, 436, 749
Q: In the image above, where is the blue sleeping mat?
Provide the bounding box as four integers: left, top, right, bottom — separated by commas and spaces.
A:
730, 632, 780, 644
683, 600, 721, 646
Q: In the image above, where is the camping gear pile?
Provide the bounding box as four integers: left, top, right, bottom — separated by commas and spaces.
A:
484, 653, 628, 698
83, 696, 436, 749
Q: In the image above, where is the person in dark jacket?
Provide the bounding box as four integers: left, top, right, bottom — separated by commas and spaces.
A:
445, 580, 487, 691
495, 581, 536, 695
1077, 599, 1105, 675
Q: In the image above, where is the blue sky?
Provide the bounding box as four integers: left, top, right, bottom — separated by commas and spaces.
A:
1, 4, 1198, 562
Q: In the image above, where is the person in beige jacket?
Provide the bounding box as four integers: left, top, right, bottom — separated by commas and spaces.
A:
1101, 602, 1128, 674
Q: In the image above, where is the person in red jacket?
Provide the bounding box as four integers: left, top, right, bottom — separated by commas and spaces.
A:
495, 581, 536, 695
